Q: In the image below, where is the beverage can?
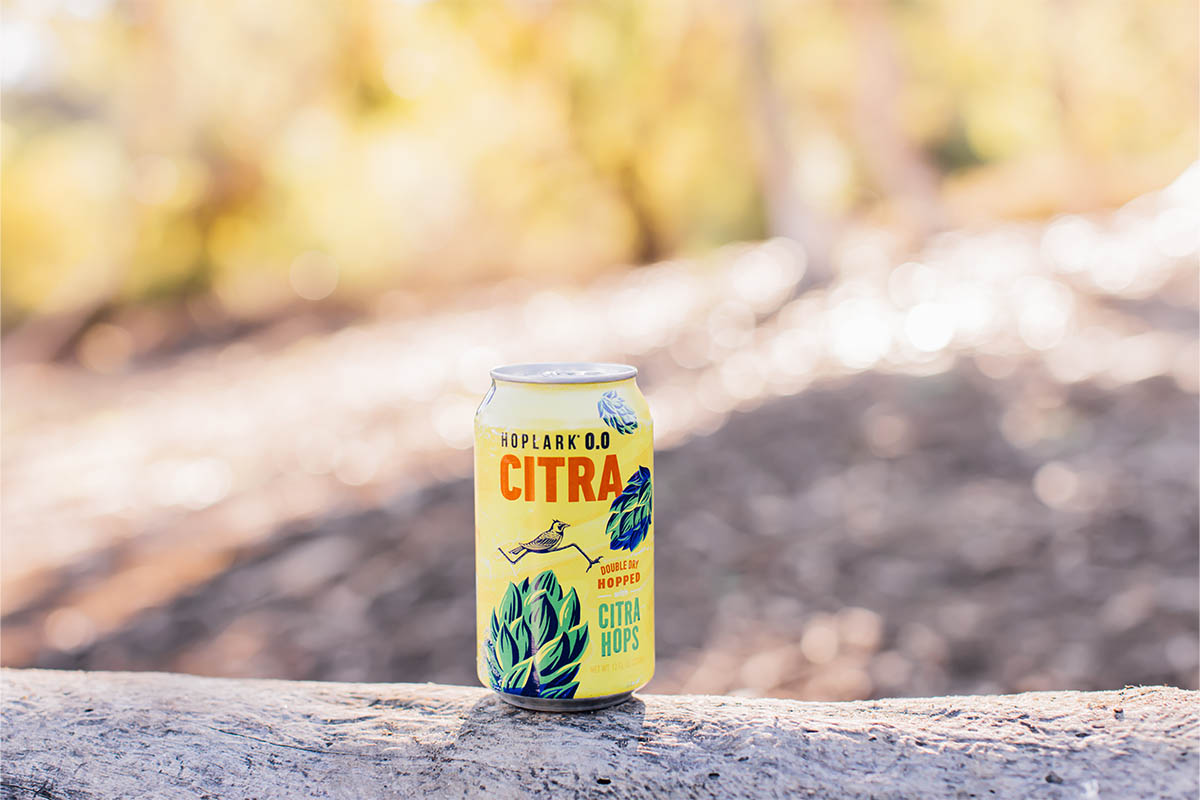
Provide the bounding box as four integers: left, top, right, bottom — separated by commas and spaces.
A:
474, 362, 654, 711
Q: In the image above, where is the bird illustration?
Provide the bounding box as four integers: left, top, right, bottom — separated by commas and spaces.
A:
499, 520, 603, 572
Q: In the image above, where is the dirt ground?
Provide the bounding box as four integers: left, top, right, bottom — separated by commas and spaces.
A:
6, 358, 1196, 700
3, 187, 1198, 700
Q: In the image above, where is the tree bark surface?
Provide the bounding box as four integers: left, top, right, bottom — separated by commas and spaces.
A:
2, 669, 1196, 799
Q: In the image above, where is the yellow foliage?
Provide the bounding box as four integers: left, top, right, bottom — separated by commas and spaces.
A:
1, 0, 1195, 324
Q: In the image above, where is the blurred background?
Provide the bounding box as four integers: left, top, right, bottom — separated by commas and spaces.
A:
2, 0, 1197, 700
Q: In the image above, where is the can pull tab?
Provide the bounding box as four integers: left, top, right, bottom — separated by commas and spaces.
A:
490, 362, 637, 384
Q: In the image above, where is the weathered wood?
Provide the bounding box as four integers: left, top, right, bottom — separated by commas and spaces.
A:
1, 669, 1196, 799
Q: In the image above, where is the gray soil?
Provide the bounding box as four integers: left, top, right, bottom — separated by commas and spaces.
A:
15, 359, 1198, 699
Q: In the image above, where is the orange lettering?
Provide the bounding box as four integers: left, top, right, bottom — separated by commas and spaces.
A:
597, 454, 622, 501
524, 456, 535, 502
568, 457, 596, 502
538, 457, 565, 502
500, 454, 521, 500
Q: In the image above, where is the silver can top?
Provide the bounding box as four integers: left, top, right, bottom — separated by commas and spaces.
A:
490, 362, 637, 384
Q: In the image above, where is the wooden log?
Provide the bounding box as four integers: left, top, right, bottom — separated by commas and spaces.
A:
2, 669, 1196, 799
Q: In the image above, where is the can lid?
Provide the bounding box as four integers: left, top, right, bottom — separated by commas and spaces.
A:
490, 362, 637, 384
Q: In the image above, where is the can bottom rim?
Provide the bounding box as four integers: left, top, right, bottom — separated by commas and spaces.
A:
494, 691, 635, 713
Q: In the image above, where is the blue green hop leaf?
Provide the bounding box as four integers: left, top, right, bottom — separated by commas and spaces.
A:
598, 390, 638, 434
484, 569, 590, 699
606, 466, 652, 551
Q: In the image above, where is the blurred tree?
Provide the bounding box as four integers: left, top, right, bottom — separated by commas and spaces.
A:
846, 0, 945, 236
1, 0, 1194, 343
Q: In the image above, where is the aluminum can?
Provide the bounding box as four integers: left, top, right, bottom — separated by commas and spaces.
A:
475, 362, 654, 711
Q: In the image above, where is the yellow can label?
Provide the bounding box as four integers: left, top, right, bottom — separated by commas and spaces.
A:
474, 378, 654, 701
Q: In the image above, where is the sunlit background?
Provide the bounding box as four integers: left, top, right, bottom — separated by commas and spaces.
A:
3, 0, 1197, 699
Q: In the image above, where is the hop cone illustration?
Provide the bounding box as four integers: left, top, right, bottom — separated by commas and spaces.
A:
598, 390, 638, 434
606, 466, 652, 551
484, 570, 589, 699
